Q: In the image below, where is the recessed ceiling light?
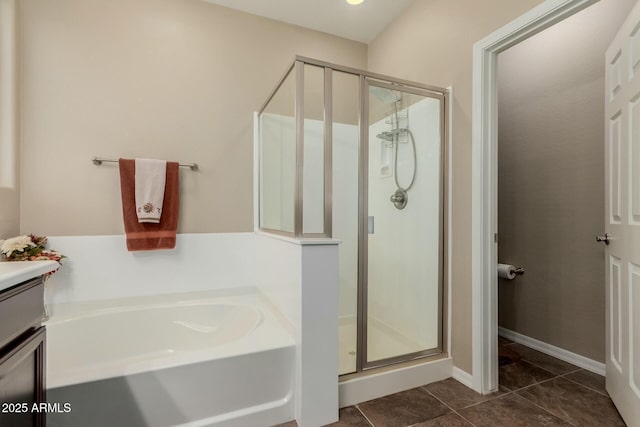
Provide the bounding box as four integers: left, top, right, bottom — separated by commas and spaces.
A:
346, 0, 364, 5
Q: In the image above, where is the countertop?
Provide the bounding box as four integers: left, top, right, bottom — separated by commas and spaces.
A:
0, 261, 60, 293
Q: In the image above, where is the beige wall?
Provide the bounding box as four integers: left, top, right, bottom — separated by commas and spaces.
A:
0, 189, 18, 238
367, 0, 545, 373
497, 0, 635, 363
0, 0, 19, 239
18, 0, 367, 236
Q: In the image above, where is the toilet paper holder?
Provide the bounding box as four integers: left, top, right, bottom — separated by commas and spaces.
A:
498, 264, 526, 280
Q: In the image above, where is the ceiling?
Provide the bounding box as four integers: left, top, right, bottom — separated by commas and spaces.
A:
202, 0, 415, 44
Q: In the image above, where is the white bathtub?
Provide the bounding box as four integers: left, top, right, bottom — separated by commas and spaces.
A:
44, 289, 296, 427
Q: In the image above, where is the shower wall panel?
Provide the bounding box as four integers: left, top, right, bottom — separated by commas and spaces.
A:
367, 97, 441, 356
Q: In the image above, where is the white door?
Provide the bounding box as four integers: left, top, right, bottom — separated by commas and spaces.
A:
605, 1, 640, 425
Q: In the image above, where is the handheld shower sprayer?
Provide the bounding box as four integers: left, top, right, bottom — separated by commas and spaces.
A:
372, 87, 417, 210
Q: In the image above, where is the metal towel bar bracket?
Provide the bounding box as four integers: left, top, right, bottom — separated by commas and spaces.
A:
92, 157, 198, 171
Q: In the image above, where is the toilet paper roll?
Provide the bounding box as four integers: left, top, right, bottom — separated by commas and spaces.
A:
498, 263, 516, 280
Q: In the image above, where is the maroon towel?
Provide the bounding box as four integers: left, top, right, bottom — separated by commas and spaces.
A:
118, 159, 179, 251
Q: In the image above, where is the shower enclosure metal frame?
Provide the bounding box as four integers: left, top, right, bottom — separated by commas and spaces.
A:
258, 56, 449, 373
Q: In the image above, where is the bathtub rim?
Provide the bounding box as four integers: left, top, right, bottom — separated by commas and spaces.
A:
45, 288, 295, 389
45, 286, 260, 321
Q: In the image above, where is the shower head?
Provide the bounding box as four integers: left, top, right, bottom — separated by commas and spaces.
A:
370, 86, 401, 104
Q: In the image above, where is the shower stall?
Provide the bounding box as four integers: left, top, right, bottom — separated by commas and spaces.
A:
258, 56, 447, 375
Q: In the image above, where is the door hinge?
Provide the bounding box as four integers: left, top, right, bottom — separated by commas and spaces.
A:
494, 233, 498, 243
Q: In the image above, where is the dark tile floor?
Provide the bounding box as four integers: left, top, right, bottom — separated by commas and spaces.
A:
275, 337, 627, 427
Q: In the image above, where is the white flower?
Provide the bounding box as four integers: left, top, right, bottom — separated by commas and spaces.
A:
0, 235, 35, 257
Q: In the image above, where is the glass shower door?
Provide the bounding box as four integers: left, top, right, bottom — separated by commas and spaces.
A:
363, 80, 444, 367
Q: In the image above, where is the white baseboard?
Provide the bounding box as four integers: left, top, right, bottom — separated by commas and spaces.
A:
498, 327, 605, 376
338, 358, 452, 407
452, 367, 473, 388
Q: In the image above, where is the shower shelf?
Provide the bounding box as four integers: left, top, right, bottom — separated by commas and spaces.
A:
385, 110, 408, 126
384, 110, 409, 144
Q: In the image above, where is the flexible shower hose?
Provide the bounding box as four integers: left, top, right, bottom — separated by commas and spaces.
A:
394, 128, 417, 191
391, 99, 417, 192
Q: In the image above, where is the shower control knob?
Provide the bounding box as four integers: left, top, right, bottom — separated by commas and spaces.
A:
390, 189, 408, 210
390, 193, 404, 203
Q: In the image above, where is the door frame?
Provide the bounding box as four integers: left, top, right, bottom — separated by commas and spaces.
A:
470, 0, 598, 394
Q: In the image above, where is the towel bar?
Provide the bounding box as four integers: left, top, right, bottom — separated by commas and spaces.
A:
92, 157, 198, 171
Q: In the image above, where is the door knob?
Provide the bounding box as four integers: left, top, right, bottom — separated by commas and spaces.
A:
596, 233, 611, 245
